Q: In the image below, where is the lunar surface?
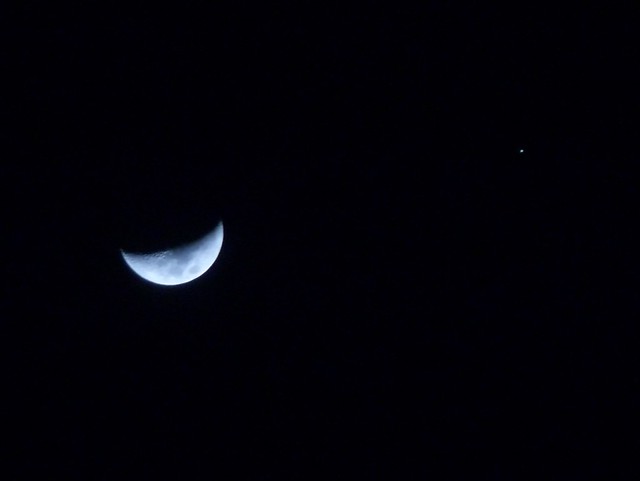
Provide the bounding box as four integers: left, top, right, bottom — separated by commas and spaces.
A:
121, 222, 224, 286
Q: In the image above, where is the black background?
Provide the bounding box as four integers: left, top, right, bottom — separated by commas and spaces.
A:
2, 2, 639, 479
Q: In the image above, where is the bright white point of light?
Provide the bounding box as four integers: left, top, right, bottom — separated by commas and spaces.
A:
519, 149, 524, 153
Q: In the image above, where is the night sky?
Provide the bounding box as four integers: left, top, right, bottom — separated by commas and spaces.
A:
2, 3, 639, 479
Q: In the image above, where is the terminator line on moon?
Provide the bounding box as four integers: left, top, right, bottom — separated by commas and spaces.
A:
120, 222, 224, 286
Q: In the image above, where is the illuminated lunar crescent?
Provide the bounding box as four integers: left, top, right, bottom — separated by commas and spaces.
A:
121, 222, 224, 286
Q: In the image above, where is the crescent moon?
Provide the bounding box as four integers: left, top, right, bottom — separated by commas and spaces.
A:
121, 222, 224, 286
